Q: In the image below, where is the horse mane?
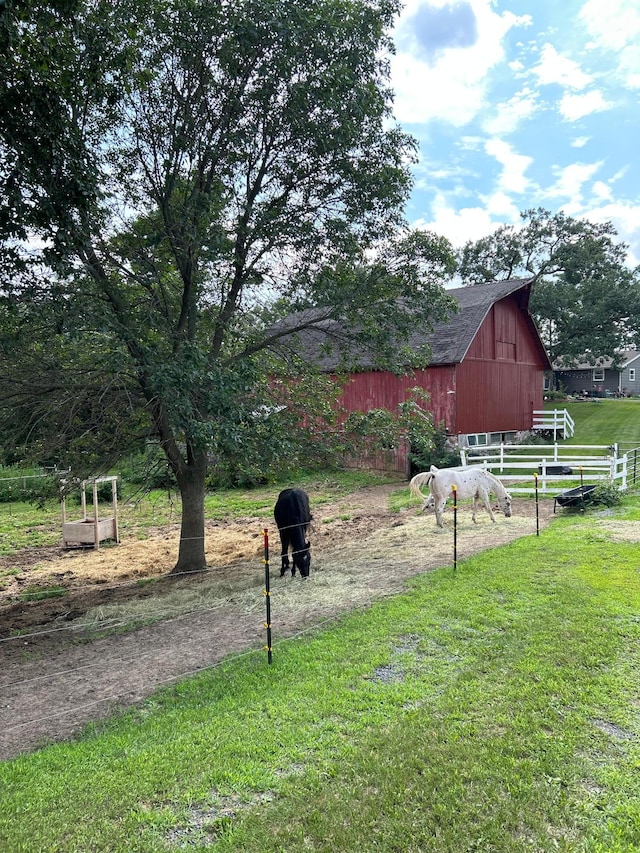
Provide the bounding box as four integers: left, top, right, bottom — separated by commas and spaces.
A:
482, 469, 510, 499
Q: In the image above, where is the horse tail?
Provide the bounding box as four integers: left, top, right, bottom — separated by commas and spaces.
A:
410, 471, 435, 500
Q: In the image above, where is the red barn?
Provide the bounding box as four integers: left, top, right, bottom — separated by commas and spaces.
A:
276, 279, 551, 475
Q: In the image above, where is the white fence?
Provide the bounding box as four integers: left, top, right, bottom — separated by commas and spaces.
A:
460, 442, 628, 495
532, 408, 575, 438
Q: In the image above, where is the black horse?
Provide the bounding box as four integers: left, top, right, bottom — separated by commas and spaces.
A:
273, 488, 312, 578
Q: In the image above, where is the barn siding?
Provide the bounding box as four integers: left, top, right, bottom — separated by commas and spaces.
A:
338, 365, 457, 431
456, 299, 545, 434
455, 360, 542, 434
336, 366, 457, 475
333, 293, 547, 474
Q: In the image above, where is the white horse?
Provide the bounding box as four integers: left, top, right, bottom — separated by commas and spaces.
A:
409, 465, 467, 513
410, 465, 512, 528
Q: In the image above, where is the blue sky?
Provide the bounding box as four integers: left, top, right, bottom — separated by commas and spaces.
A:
390, 0, 640, 266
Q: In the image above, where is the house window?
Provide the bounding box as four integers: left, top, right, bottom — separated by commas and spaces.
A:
543, 375, 551, 391
593, 368, 605, 382
630, 369, 636, 382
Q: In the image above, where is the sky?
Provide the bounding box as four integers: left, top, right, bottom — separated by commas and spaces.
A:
390, 0, 640, 267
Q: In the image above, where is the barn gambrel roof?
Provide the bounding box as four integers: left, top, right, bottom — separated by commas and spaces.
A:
410, 278, 539, 365
269, 278, 551, 371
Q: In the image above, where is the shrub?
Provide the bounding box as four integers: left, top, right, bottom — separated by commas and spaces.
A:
0, 467, 61, 506
591, 481, 622, 507
410, 422, 461, 472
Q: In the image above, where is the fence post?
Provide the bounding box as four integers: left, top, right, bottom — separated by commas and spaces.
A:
263, 528, 272, 665
452, 485, 457, 572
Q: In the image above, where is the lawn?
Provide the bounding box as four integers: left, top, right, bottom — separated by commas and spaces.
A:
545, 397, 640, 452
0, 469, 394, 556
2, 494, 640, 851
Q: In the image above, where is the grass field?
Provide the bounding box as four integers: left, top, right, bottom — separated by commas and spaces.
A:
2, 490, 640, 850
545, 398, 640, 452
0, 469, 395, 557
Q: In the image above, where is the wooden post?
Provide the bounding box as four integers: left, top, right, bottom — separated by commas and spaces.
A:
112, 478, 120, 543
93, 479, 99, 548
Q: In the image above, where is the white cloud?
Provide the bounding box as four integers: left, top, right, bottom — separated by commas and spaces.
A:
532, 43, 592, 89
579, 0, 640, 51
391, 1, 532, 126
483, 88, 539, 135
582, 200, 640, 267
484, 138, 533, 194
545, 162, 602, 208
571, 136, 590, 148
481, 190, 521, 219
413, 192, 507, 248
579, 0, 640, 89
592, 181, 613, 202
558, 89, 611, 121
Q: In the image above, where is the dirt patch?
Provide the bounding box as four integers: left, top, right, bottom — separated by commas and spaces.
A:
0, 484, 554, 760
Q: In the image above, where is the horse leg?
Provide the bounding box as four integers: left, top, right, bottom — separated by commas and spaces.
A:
481, 488, 496, 522
435, 497, 447, 528
280, 536, 290, 577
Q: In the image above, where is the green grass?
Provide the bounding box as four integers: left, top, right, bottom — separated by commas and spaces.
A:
545, 398, 640, 452
3, 497, 640, 851
17, 584, 67, 602
0, 469, 396, 555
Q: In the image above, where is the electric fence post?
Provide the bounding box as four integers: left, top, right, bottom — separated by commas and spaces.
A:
263, 528, 273, 664
452, 484, 457, 571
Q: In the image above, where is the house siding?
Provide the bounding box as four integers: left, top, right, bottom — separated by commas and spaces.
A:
621, 355, 640, 396
556, 367, 627, 396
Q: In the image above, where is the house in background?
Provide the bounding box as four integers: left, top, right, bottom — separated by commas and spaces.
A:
552, 351, 640, 397
275, 279, 552, 475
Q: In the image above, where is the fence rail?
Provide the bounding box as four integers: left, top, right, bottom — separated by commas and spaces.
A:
532, 408, 575, 438
460, 443, 628, 495
627, 447, 640, 487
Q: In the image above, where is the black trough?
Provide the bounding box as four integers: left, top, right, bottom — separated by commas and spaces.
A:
553, 484, 597, 513
540, 464, 573, 475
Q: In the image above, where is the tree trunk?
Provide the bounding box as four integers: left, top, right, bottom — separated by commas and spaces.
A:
171, 459, 208, 574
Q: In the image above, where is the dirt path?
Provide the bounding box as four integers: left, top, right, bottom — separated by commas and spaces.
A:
0, 484, 554, 760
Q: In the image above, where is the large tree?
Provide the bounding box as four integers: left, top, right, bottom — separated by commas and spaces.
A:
0, 0, 456, 572
457, 208, 640, 364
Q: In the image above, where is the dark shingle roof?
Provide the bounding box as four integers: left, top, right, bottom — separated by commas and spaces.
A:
553, 350, 640, 371
409, 278, 534, 365
270, 278, 546, 371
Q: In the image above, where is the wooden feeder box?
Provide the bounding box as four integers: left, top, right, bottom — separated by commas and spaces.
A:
61, 476, 120, 549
